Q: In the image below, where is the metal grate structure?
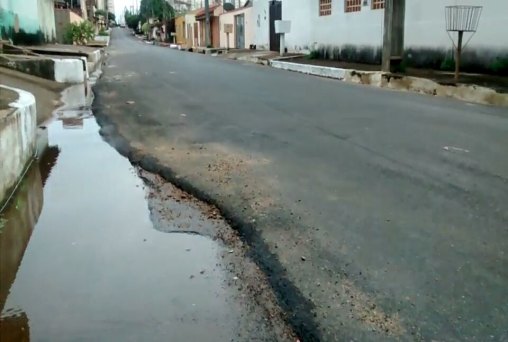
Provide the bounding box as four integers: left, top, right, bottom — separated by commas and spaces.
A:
444, 5, 482, 81
445, 6, 482, 32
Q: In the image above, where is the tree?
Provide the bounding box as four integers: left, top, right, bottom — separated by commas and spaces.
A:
139, 0, 174, 22
124, 10, 140, 30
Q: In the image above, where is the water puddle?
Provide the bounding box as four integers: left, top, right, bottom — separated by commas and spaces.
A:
0, 82, 292, 341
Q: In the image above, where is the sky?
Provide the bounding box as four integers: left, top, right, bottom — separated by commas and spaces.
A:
113, 0, 139, 22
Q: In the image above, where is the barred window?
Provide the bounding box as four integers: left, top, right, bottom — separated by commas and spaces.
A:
345, 0, 361, 12
372, 0, 384, 10
319, 0, 332, 16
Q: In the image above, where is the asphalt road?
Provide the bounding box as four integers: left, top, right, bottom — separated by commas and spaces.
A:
94, 28, 508, 341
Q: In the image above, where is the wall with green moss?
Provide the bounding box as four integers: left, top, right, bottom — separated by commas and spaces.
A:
0, 0, 56, 45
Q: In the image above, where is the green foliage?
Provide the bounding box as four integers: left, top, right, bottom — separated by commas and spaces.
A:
64, 20, 95, 45
440, 57, 455, 71
124, 11, 140, 30
139, 0, 175, 21
306, 50, 320, 60
141, 22, 150, 34
95, 9, 107, 17
98, 28, 109, 36
393, 59, 408, 73
488, 57, 508, 75
95, 9, 116, 22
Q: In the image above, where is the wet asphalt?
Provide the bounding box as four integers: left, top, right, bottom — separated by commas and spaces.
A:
93, 28, 508, 341
0, 74, 294, 341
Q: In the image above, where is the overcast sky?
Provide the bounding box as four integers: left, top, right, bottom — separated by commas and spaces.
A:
113, 0, 139, 21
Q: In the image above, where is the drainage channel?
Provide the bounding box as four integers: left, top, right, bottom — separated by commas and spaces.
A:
0, 81, 295, 341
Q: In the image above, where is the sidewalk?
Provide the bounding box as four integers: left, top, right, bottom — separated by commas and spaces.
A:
286, 57, 508, 94
207, 49, 508, 106
271, 56, 508, 107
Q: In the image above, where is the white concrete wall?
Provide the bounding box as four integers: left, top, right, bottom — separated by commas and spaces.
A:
0, 86, 37, 205
184, 13, 199, 47
38, 0, 56, 41
252, 0, 270, 49
405, 0, 508, 50
219, 7, 255, 49
97, 0, 106, 11
282, 0, 384, 52
279, 0, 507, 55
52, 58, 86, 83
0, 0, 56, 42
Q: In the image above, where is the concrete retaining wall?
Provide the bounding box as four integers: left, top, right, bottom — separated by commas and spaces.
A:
53, 58, 86, 83
269, 60, 508, 107
0, 56, 85, 84
0, 85, 37, 208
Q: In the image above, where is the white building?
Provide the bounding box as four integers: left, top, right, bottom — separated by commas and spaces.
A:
107, 0, 115, 13
253, 0, 508, 70
0, 0, 56, 43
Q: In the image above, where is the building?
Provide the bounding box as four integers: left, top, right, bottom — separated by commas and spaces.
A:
54, 7, 85, 43
184, 9, 200, 48
174, 14, 186, 45
107, 0, 114, 13
219, 1, 254, 49
275, 0, 508, 71
0, 0, 56, 44
195, 3, 223, 47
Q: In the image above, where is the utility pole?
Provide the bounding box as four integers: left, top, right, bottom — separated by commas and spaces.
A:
381, 0, 405, 72
204, 0, 211, 47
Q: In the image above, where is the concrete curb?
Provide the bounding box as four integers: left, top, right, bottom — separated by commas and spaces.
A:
0, 85, 37, 208
93, 35, 110, 46
52, 58, 86, 83
270, 60, 346, 79
269, 60, 508, 107
0, 56, 86, 84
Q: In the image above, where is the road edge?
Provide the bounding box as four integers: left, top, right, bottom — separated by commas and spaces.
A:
92, 87, 323, 342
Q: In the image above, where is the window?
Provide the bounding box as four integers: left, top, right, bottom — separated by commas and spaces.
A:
319, 0, 332, 16
371, 0, 384, 9
345, 0, 361, 12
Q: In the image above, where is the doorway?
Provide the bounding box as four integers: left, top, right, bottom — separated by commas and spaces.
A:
235, 14, 245, 49
269, 1, 281, 51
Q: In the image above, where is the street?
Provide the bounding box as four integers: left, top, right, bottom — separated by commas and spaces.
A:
91, 28, 508, 341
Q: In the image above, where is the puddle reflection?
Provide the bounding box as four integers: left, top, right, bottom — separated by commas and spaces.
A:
0, 115, 248, 341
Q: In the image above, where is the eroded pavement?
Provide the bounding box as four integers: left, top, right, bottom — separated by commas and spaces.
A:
0, 78, 295, 341
90, 29, 508, 341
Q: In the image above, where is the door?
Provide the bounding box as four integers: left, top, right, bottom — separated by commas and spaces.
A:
269, 1, 281, 51
235, 14, 245, 49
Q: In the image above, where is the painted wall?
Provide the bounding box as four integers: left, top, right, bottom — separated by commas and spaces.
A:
282, 0, 384, 53
184, 11, 200, 47
0, 86, 37, 207
219, 6, 254, 49
279, 0, 507, 69
197, 6, 223, 47
405, 0, 508, 49
0, 0, 56, 43
96, 0, 106, 11
54, 9, 84, 43
175, 15, 186, 45
252, 0, 269, 49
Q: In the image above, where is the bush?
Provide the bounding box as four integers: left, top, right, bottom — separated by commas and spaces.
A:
64, 20, 95, 45
98, 29, 109, 36
489, 57, 508, 75
306, 50, 320, 60
440, 57, 455, 71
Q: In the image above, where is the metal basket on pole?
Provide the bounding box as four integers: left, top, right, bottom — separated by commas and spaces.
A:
445, 5, 482, 81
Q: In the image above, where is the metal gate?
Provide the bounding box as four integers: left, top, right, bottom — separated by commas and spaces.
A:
235, 14, 245, 48
269, 1, 281, 52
